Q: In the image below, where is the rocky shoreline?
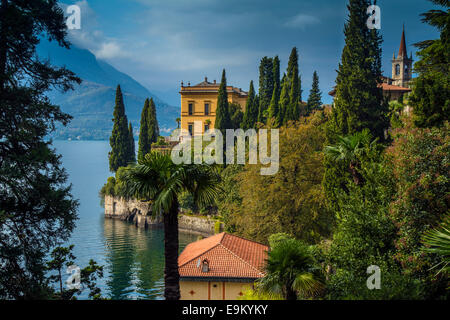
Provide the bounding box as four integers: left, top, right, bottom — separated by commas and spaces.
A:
104, 195, 222, 236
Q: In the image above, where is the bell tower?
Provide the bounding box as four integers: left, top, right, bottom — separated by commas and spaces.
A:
392, 25, 413, 88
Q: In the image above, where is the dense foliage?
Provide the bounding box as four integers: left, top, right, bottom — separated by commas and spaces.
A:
109, 85, 134, 172
0, 0, 81, 299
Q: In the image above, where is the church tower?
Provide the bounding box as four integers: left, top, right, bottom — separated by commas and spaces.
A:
392, 25, 413, 88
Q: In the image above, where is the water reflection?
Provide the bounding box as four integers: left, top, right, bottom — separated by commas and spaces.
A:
102, 219, 197, 300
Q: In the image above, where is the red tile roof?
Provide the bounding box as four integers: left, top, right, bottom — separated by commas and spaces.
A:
178, 233, 269, 279
328, 82, 411, 97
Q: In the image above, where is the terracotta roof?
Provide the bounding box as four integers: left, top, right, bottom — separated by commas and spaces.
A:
328, 82, 411, 96
381, 83, 411, 92
180, 77, 248, 96
178, 233, 268, 279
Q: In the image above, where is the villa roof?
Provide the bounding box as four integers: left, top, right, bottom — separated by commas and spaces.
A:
178, 232, 268, 279
328, 82, 411, 97
180, 77, 248, 97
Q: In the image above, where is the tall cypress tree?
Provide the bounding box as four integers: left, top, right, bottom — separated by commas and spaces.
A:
323, 0, 388, 210
128, 122, 135, 163
258, 57, 274, 123
242, 80, 257, 129
215, 69, 232, 133
148, 97, 159, 144
267, 82, 280, 126
284, 47, 302, 121
215, 69, 232, 164
306, 71, 323, 115
272, 55, 281, 102
109, 85, 131, 172
138, 98, 150, 162
327, 0, 387, 140
279, 74, 289, 125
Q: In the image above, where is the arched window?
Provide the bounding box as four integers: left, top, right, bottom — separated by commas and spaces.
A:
395, 64, 401, 75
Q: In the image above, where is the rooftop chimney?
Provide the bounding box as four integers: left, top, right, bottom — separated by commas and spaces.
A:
205, 76, 208, 82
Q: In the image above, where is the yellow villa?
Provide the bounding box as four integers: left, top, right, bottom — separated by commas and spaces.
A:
179, 77, 248, 136
178, 232, 268, 300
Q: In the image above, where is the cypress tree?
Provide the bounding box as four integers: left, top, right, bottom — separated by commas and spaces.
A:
109, 85, 132, 172
242, 80, 257, 129
258, 57, 274, 123
272, 55, 281, 102
323, 0, 388, 211
215, 69, 232, 133
306, 71, 323, 115
288, 63, 300, 120
138, 98, 150, 162
267, 82, 280, 126
279, 74, 289, 125
128, 122, 136, 163
148, 97, 159, 144
327, 0, 387, 140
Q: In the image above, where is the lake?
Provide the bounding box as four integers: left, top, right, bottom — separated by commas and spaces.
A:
54, 140, 198, 300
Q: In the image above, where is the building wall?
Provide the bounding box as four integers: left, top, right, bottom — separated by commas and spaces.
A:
180, 280, 253, 300
180, 91, 247, 136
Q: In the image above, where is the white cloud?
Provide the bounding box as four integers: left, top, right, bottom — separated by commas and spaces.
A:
284, 13, 320, 29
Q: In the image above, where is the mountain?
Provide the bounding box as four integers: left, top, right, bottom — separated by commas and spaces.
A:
37, 40, 178, 140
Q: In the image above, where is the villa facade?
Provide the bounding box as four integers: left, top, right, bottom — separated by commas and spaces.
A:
179, 77, 248, 136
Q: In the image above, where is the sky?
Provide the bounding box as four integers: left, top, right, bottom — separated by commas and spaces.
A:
61, 0, 441, 106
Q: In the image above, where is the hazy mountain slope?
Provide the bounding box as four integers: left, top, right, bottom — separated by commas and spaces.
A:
38, 40, 178, 140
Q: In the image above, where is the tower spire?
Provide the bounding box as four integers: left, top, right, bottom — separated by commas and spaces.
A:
398, 24, 407, 57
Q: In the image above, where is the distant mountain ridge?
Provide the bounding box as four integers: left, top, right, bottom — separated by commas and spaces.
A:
37, 40, 178, 140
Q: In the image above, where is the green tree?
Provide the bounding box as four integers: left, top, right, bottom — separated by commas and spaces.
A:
324, 130, 375, 186
258, 57, 274, 123
387, 119, 449, 297
267, 82, 280, 126
0, 0, 80, 299
323, 0, 388, 210
423, 214, 450, 276
279, 75, 290, 125
128, 122, 135, 163
242, 80, 257, 129
46, 245, 104, 300
148, 97, 159, 144
138, 98, 151, 162
306, 71, 322, 115
121, 152, 221, 300
215, 69, 232, 163
109, 85, 132, 172
327, 0, 387, 140
228, 113, 333, 244
284, 47, 302, 121
410, 0, 449, 128
176, 117, 181, 129
258, 239, 323, 300
229, 102, 244, 129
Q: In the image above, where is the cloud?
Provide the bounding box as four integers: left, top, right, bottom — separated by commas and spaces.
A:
60, 1, 127, 60
284, 13, 320, 29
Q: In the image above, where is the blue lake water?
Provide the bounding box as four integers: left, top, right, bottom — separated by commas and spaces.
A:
53, 140, 197, 300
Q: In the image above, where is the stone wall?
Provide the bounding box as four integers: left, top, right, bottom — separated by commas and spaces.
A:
104, 195, 222, 235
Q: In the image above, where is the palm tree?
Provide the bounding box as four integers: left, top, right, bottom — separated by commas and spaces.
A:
121, 151, 221, 300
423, 214, 450, 276
176, 117, 181, 129
258, 239, 323, 300
324, 129, 374, 186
